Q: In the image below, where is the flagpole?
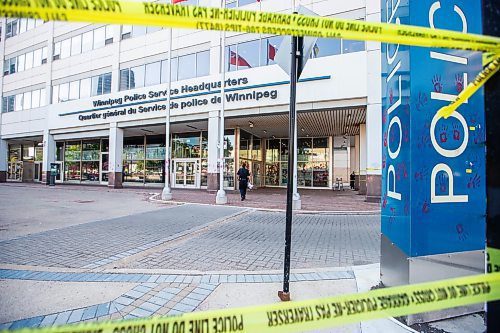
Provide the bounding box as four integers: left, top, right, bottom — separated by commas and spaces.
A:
162, 14, 174, 200
216, 0, 228, 204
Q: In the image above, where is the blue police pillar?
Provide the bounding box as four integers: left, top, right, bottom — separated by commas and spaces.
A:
381, 0, 485, 324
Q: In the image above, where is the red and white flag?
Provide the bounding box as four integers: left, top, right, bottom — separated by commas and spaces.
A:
230, 50, 252, 68
172, 0, 187, 4
268, 41, 277, 61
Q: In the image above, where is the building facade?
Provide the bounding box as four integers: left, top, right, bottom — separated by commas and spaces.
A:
0, 0, 382, 200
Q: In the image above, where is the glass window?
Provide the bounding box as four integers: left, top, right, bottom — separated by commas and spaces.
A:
9, 57, 17, 74
196, 51, 210, 77
280, 139, 289, 161
25, 51, 33, 70
69, 80, 79, 100
171, 57, 178, 82
52, 85, 59, 104
312, 138, 328, 160
17, 54, 25, 72
59, 83, 69, 102
19, 18, 27, 33
226, 46, 236, 72
82, 31, 93, 52
23, 91, 31, 110
4, 59, 10, 75
121, 25, 132, 39
2, 97, 8, 113
33, 48, 42, 67
224, 130, 235, 158
130, 65, 145, 88
53, 42, 61, 60
61, 39, 71, 59
42, 47, 48, 63
102, 73, 112, 94
239, 0, 255, 6
40, 88, 46, 106
261, 36, 283, 66
120, 69, 130, 90
178, 53, 196, 80
132, 25, 146, 37
65, 141, 81, 161
10, 20, 18, 37
161, 60, 169, 84
312, 38, 341, 58
82, 141, 100, 160
27, 18, 35, 30
93, 27, 105, 49
146, 26, 162, 34
91, 76, 101, 96
235, 40, 259, 69
8, 96, 15, 112
71, 35, 82, 55
145, 61, 161, 86
105, 25, 114, 44
80, 78, 91, 98
342, 39, 365, 53
15, 94, 23, 111
32, 89, 40, 108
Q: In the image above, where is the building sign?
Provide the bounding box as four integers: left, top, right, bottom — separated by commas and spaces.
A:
381, 0, 485, 257
66, 77, 279, 122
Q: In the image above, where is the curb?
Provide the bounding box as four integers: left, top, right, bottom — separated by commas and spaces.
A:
148, 193, 381, 215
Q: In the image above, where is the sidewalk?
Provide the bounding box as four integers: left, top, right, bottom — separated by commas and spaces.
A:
3, 182, 380, 213
0, 264, 415, 332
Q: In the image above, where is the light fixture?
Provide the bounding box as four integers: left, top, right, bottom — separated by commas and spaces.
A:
301, 128, 305, 132
263, 130, 267, 134
272, 135, 276, 139
249, 121, 254, 128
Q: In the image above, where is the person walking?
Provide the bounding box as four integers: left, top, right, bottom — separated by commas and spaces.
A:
237, 162, 251, 201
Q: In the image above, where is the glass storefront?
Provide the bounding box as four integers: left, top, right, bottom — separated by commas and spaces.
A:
61, 139, 107, 183
265, 137, 330, 188
123, 135, 165, 184
7, 143, 42, 182
239, 130, 263, 186
223, 129, 235, 188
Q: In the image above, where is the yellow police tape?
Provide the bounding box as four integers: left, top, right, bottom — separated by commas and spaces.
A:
0, 272, 498, 333
437, 55, 500, 119
488, 247, 500, 274
2, 0, 499, 120
1, 0, 499, 54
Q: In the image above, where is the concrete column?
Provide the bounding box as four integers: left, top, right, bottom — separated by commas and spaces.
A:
365, 0, 382, 202
0, 139, 7, 182
359, 124, 367, 194
108, 123, 123, 188
41, 131, 55, 184
207, 111, 220, 191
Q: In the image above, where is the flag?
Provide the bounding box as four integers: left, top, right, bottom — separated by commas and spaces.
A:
230, 50, 252, 68
268, 41, 277, 61
172, 0, 187, 4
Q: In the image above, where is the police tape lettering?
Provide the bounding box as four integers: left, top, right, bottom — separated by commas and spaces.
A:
0, 0, 499, 54
2, 273, 499, 333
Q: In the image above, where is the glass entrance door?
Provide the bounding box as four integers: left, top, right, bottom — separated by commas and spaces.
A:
174, 160, 199, 188
34, 162, 42, 182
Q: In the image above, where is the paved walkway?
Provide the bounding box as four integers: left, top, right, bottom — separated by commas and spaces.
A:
0, 183, 481, 332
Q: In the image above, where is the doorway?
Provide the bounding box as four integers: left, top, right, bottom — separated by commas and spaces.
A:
34, 162, 42, 182
173, 159, 199, 188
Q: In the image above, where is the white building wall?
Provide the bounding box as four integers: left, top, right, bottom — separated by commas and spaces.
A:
0, 0, 382, 196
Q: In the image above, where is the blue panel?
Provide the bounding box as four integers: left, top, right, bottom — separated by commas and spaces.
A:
408, 0, 484, 256
381, 0, 412, 255
381, 0, 485, 257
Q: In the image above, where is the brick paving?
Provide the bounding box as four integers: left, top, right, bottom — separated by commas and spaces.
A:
132, 211, 380, 271
0, 204, 243, 268
0, 268, 354, 327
